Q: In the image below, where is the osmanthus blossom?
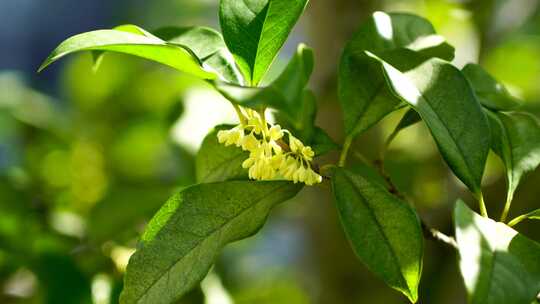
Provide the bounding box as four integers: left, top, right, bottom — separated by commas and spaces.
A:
217, 107, 322, 185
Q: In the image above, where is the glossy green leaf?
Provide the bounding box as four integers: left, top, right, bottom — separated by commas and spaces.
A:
219, 0, 309, 85
368, 52, 490, 196
463, 63, 521, 111
332, 168, 423, 303
90, 24, 159, 71
153, 27, 224, 59
39, 29, 216, 79
454, 200, 540, 304
215, 44, 314, 124
153, 26, 244, 84
196, 125, 249, 183
486, 110, 540, 204
339, 11, 455, 138
121, 181, 302, 304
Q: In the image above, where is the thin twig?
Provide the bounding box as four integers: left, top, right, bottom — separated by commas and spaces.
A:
421, 222, 458, 249
373, 158, 405, 200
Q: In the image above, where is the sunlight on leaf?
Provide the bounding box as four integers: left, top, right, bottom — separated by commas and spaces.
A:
455, 201, 540, 304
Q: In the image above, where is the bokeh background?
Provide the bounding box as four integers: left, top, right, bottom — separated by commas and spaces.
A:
1, 0, 539, 303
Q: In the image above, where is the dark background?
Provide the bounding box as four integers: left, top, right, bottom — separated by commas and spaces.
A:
1, 0, 539, 303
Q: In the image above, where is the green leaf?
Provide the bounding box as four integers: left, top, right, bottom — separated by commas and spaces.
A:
196, 125, 249, 183
462, 63, 521, 111
367, 52, 490, 196
215, 44, 315, 135
39, 29, 216, 80
331, 168, 423, 303
385, 108, 422, 146
153, 26, 244, 85
395, 108, 422, 133
153, 27, 224, 59
486, 110, 540, 204
311, 127, 339, 156
454, 200, 540, 304
219, 0, 309, 85
339, 11, 455, 138
121, 181, 302, 304
90, 24, 158, 71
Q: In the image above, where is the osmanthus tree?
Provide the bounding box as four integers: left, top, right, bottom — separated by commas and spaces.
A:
40, 1, 540, 303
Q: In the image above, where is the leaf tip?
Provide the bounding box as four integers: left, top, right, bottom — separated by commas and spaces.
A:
37, 61, 49, 73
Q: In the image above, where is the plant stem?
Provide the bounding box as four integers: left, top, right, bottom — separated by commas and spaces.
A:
500, 193, 513, 223
338, 135, 353, 167
478, 193, 488, 218
507, 214, 527, 227
379, 128, 398, 162
421, 222, 457, 249
373, 158, 405, 200
231, 103, 247, 125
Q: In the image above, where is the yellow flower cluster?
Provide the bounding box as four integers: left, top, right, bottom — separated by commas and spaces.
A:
217, 108, 322, 186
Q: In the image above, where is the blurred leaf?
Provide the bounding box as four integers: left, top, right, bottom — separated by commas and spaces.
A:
110, 120, 184, 181
270, 45, 314, 123
310, 127, 339, 156
339, 11, 455, 138
215, 44, 314, 127
153, 26, 244, 85
462, 64, 521, 111
367, 52, 490, 197
121, 181, 302, 304
454, 200, 540, 304
32, 254, 92, 304
88, 186, 174, 243
219, 0, 309, 85
484, 37, 540, 100
485, 110, 540, 205
0, 72, 66, 133
332, 168, 423, 303
233, 277, 309, 304
196, 125, 248, 183
39, 29, 216, 80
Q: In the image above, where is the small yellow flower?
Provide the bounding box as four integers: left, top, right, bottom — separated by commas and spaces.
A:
216, 105, 322, 186
292, 165, 307, 184
301, 146, 315, 161
241, 133, 259, 151
280, 156, 299, 180
304, 167, 322, 185
269, 125, 284, 141
289, 136, 303, 153
217, 127, 244, 147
